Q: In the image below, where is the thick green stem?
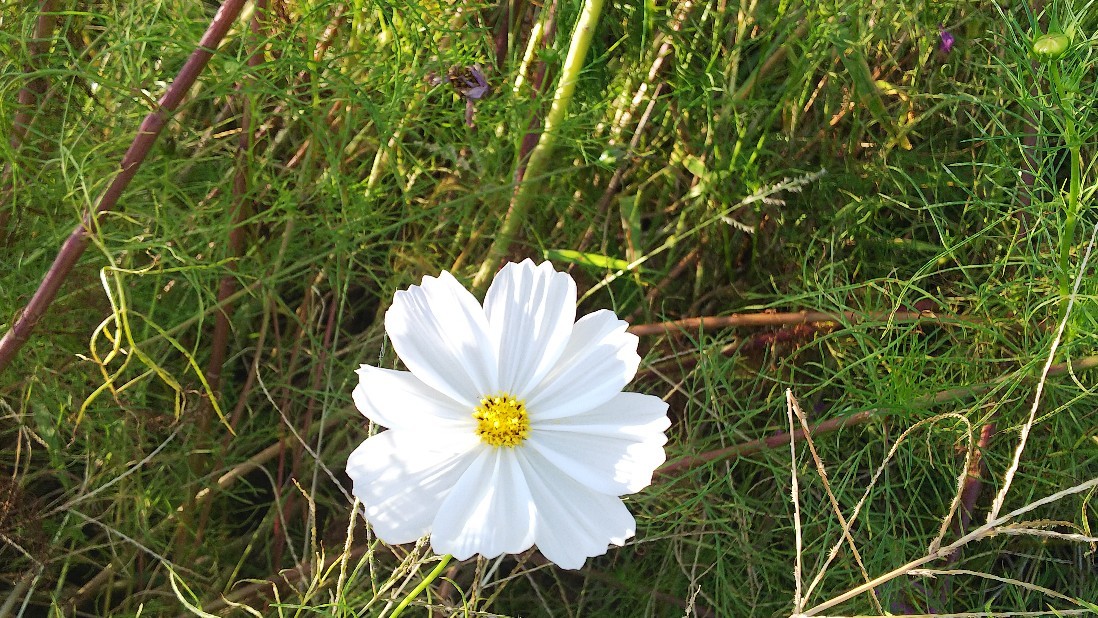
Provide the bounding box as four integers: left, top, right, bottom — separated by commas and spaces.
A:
472, 0, 607, 292
388, 554, 452, 618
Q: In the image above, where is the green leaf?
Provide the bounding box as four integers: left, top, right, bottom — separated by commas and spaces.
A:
544, 249, 635, 272
837, 43, 899, 143
681, 154, 708, 179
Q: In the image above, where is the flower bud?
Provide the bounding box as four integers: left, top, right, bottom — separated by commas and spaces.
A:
1033, 32, 1070, 60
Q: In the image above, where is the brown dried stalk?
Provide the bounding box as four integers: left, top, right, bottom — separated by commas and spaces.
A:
628, 309, 962, 336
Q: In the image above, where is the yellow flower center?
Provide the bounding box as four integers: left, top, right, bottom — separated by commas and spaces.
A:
473, 393, 530, 447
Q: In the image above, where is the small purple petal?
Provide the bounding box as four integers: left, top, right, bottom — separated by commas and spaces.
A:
939, 26, 955, 54
463, 65, 489, 100
464, 85, 489, 100
470, 64, 487, 88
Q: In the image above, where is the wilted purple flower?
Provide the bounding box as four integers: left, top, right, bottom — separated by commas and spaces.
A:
461, 65, 489, 100
428, 64, 491, 128
939, 25, 955, 54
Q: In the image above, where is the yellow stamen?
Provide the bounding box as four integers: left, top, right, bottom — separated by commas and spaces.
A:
473, 393, 530, 447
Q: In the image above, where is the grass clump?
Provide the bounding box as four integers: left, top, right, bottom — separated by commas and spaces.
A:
1, 0, 1097, 616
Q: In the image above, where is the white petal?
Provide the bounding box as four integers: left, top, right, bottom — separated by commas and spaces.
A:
431, 448, 536, 560
347, 430, 480, 545
516, 451, 636, 570
527, 392, 670, 494
353, 365, 474, 432
385, 271, 497, 406
525, 310, 640, 420
484, 260, 577, 395
535, 392, 671, 438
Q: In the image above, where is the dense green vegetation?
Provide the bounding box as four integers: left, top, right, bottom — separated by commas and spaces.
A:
1, 0, 1096, 616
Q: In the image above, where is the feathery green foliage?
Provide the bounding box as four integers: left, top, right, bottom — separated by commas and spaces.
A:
1, 0, 1096, 616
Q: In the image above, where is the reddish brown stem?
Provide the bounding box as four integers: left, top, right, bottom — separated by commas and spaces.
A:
656, 410, 877, 478
270, 270, 325, 568
493, 0, 510, 69
195, 1, 269, 548
515, 0, 558, 172
629, 309, 957, 336
1, 0, 60, 237
7, 1, 58, 152
288, 293, 338, 533
0, 0, 250, 373
954, 422, 996, 538
904, 422, 996, 611
7, 0, 58, 152
205, 0, 268, 395
272, 428, 291, 569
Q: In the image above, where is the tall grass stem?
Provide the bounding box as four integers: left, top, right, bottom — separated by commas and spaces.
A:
473, 0, 607, 292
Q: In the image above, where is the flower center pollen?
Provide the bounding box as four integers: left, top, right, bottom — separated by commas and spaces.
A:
473, 393, 530, 447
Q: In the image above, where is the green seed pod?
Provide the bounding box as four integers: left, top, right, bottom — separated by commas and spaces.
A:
1033, 32, 1070, 60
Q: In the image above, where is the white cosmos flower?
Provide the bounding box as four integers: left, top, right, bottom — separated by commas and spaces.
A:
347, 259, 670, 569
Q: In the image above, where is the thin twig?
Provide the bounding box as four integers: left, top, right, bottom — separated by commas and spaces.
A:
629, 309, 965, 336
194, 0, 269, 547
787, 390, 805, 614
583, 0, 696, 227
204, 0, 268, 396
798, 413, 973, 608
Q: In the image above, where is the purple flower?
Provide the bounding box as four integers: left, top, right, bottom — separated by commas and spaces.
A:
430, 64, 490, 128
462, 65, 489, 100
939, 25, 955, 54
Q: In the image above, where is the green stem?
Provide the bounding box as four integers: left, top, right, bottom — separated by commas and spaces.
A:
388, 554, 452, 618
1053, 61, 1081, 302
472, 0, 607, 292
1061, 142, 1081, 296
